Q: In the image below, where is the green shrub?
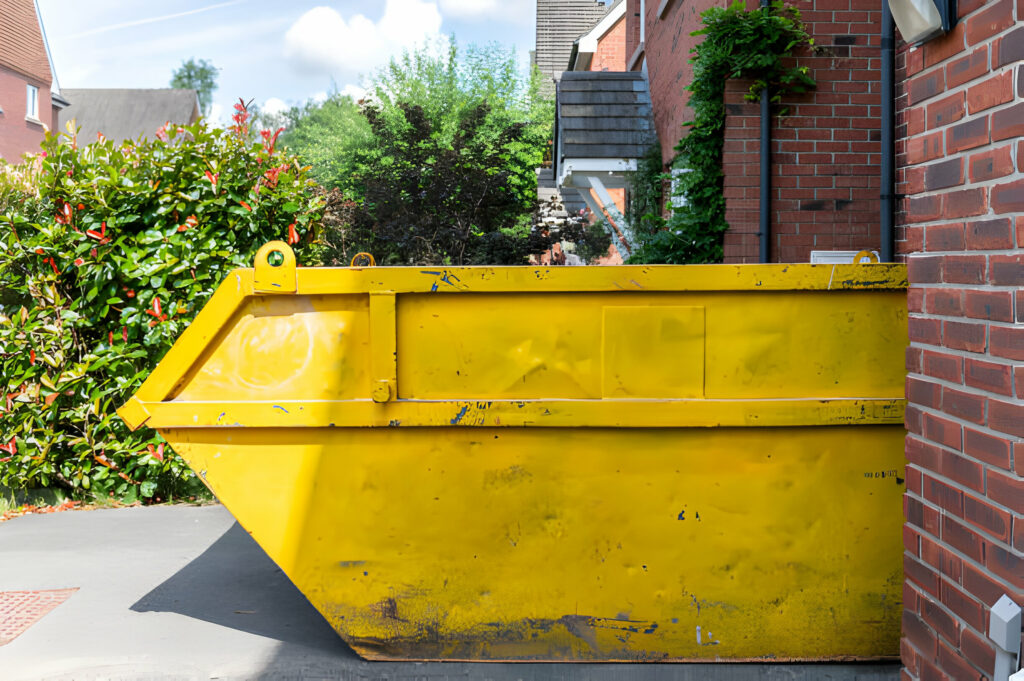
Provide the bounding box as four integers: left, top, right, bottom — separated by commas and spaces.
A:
0, 106, 322, 501
283, 41, 554, 266
0, 155, 48, 224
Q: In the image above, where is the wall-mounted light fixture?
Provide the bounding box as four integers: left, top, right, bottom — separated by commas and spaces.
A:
888, 0, 957, 44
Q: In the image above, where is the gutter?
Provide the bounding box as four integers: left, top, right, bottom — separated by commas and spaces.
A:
758, 0, 771, 263
880, 2, 896, 262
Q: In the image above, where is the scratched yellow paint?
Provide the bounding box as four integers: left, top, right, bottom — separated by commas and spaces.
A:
119, 241, 909, 662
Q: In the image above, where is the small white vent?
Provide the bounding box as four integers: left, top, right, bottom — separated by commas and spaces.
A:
810, 250, 880, 264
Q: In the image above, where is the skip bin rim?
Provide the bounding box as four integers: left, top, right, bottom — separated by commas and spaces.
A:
117, 242, 908, 432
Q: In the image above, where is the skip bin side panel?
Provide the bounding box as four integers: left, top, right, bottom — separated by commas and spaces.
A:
162, 424, 904, 662
171, 294, 372, 404
396, 291, 907, 401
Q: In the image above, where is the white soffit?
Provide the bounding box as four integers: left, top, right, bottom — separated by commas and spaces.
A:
578, 1, 627, 55
558, 158, 637, 187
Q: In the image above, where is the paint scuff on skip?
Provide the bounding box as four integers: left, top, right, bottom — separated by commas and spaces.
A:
450, 406, 469, 425
421, 270, 466, 291
273, 405, 289, 413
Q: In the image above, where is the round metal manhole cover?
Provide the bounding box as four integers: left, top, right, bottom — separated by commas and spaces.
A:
0, 589, 78, 646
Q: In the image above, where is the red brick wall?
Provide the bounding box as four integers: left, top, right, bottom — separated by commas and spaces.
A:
626, 0, 642, 66
721, 81, 763, 262
591, 16, 627, 71
642, 0, 730, 163
0, 65, 50, 162
897, 1, 1024, 678
721, 0, 883, 263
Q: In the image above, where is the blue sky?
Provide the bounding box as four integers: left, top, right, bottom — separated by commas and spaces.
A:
36, 0, 536, 123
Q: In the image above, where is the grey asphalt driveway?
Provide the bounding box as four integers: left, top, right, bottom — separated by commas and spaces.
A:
0, 504, 899, 681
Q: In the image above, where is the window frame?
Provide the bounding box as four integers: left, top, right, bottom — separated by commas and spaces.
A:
26, 84, 39, 121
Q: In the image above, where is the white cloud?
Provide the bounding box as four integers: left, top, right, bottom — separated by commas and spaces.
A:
339, 84, 366, 101
284, 1, 442, 76
262, 97, 289, 116
312, 90, 329, 104
438, 0, 533, 24
207, 102, 225, 126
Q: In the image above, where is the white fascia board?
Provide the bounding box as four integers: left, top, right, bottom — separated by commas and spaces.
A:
578, 2, 627, 56
557, 158, 637, 186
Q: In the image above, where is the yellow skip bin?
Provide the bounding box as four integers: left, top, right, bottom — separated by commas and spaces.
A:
119, 242, 909, 662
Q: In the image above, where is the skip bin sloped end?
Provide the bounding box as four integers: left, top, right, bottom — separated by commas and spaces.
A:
116, 396, 151, 432
115, 266, 256, 430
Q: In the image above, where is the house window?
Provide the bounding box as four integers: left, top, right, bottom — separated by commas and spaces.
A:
26, 85, 39, 120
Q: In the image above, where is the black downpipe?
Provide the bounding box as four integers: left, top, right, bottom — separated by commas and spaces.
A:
758, 0, 771, 264
881, 1, 895, 262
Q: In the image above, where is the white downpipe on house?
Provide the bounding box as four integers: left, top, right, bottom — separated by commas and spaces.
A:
991, 595, 1022, 681
640, 0, 646, 44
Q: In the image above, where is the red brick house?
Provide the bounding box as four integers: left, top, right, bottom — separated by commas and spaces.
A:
626, 0, 885, 264
0, 0, 64, 161
568, 0, 628, 72
897, 3, 1023, 680
622, 0, 1021, 678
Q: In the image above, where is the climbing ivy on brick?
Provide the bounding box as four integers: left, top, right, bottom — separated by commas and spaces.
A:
630, 0, 817, 264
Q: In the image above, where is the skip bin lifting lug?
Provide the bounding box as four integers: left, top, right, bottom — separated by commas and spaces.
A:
253, 240, 297, 294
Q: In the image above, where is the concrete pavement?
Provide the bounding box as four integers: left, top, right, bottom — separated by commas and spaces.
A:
0, 505, 900, 681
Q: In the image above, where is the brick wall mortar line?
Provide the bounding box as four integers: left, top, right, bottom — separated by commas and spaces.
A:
910, 403, 1024, 451
917, 307, 1024, 321
909, 369, 1023, 399
907, 447, 1023, 503
903, 66, 1020, 128
902, 17, 1022, 92
906, 553, 969, 647
909, 247, 1023, 256
902, 217, 1023, 229
909, 339, 1024, 374
904, 489, 1023, 600
907, 283, 1023, 293
906, 180, 1024, 194
937, 570, 1007, 645
908, 559, 997, 663
911, 308, 1024, 322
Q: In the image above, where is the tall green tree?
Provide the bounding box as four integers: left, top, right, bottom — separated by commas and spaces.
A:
170, 58, 219, 117
281, 40, 555, 265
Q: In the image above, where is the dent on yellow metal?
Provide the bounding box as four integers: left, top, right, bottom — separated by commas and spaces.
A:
120, 242, 909, 662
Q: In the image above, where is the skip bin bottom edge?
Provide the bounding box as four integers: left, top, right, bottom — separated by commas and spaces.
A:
162, 425, 905, 662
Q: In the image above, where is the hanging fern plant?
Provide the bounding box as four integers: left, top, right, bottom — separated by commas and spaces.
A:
629, 0, 817, 264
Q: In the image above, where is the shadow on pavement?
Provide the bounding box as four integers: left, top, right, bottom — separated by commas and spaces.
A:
130, 522, 354, 657
132, 520, 901, 680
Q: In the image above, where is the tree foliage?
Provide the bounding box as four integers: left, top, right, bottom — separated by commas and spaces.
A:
282, 41, 555, 265
0, 110, 321, 501
170, 58, 220, 117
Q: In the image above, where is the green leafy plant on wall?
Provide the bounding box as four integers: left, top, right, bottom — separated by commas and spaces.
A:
630, 0, 817, 264
0, 104, 322, 502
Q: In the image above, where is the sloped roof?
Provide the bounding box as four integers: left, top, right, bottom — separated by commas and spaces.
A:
555, 71, 656, 172
58, 89, 200, 143
0, 0, 52, 84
